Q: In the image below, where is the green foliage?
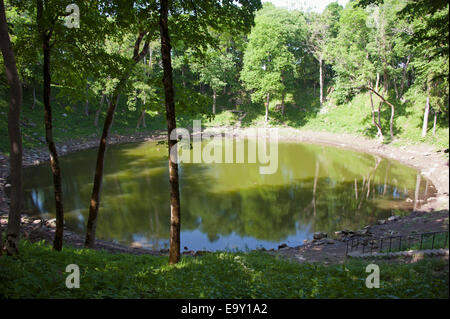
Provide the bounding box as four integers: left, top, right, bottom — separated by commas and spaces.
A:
0, 241, 447, 298
241, 4, 307, 104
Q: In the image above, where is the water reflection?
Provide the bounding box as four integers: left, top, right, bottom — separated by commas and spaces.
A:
22, 140, 435, 251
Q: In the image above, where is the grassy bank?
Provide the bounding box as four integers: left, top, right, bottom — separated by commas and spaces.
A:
1, 85, 448, 155
0, 240, 448, 298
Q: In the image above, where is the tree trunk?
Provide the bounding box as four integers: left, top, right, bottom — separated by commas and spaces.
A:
84, 82, 89, 116
212, 89, 216, 114
32, 87, 36, 110
137, 110, 146, 129
84, 91, 120, 247
160, 0, 181, 265
422, 96, 430, 137
433, 110, 438, 136
319, 57, 323, 106
366, 86, 394, 140
264, 93, 270, 123
393, 81, 399, 100
36, 0, 64, 251
369, 90, 383, 140
389, 100, 394, 141
84, 30, 152, 248
94, 93, 105, 127
281, 90, 285, 116
42, 36, 64, 252
0, 0, 23, 255
399, 55, 411, 98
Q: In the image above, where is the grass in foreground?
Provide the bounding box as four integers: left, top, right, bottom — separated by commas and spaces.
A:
0, 240, 448, 299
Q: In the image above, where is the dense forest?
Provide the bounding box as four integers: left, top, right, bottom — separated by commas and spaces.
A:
1, 0, 448, 145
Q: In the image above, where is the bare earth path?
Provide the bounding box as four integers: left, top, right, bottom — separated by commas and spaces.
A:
1, 128, 448, 261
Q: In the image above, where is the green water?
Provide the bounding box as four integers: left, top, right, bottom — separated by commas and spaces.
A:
22, 139, 434, 251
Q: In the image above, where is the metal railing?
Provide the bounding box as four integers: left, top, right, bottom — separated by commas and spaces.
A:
345, 230, 449, 256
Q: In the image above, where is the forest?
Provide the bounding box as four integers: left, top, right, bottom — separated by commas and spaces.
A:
0, 0, 448, 300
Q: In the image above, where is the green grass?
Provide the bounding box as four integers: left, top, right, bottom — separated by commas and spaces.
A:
1, 84, 448, 155
0, 240, 448, 298
380, 232, 449, 253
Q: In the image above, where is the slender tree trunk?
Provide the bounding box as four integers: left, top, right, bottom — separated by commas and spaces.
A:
366, 86, 394, 140
32, 87, 36, 110
281, 90, 285, 116
0, 0, 23, 255
36, 0, 64, 251
369, 90, 383, 140
393, 81, 399, 100
375, 73, 382, 128
433, 110, 438, 136
94, 93, 105, 127
422, 96, 430, 137
160, 0, 181, 265
84, 91, 120, 247
84, 29, 153, 248
389, 100, 394, 141
383, 68, 395, 140
399, 55, 410, 98
84, 82, 89, 116
84, 33, 152, 249
137, 109, 146, 129
212, 89, 216, 115
319, 57, 323, 106
264, 93, 270, 123
42, 34, 64, 251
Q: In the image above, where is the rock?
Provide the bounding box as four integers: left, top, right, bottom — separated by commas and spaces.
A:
388, 215, 400, 222
45, 218, 57, 228
278, 243, 288, 250
130, 242, 142, 249
313, 232, 327, 240
377, 219, 386, 225
325, 239, 335, 244
356, 229, 371, 236
182, 250, 195, 255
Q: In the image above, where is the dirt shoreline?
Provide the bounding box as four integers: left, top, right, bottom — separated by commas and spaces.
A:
0, 127, 448, 260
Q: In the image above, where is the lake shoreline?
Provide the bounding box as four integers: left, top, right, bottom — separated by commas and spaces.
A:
0, 127, 448, 260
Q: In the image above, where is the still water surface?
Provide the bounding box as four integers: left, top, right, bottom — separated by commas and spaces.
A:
22, 140, 435, 251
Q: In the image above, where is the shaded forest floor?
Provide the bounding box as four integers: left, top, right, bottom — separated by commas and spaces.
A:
0, 239, 448, 298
